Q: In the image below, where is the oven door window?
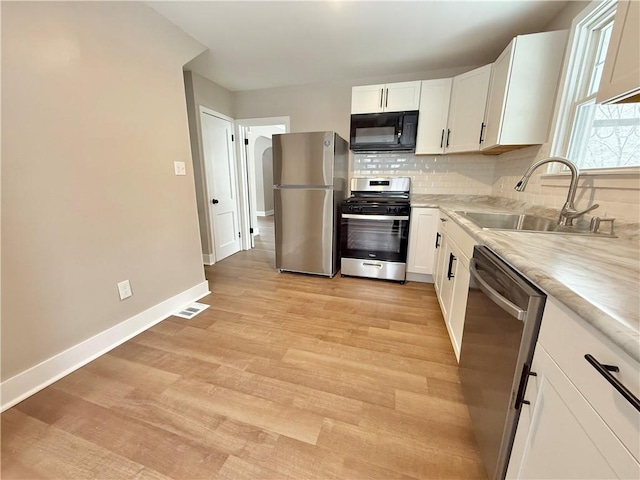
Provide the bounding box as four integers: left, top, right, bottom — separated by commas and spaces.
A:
341, 217, 409, 263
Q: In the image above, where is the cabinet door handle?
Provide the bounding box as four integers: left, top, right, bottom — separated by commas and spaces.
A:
380, 88, 384, 109
479, 122, 486, 143
515, 363, 537, 409
385, 88, 389, 108
440, 129, 445, 149
584, 354, 640, 412
447, 252, 456, 280
446, 129, 451, 148
435, 232, 441, 249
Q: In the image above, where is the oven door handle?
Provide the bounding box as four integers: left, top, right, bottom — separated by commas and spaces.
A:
469, 259, 527, 321
342, 214, 409, 221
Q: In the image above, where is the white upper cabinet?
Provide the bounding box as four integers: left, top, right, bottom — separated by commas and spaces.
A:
415, 78, 453, 154
596, 0, 640, 104
446, 64, 492, 153
351, 81, 421, 114
351, 84, 386, 113
385, 81, 422, 112
482, 30, 568, 153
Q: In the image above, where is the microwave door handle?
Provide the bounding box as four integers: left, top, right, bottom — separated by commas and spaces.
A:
469, 259, 527, 320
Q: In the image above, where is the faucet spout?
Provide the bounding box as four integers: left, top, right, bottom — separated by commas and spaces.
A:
513, 157, 597, 226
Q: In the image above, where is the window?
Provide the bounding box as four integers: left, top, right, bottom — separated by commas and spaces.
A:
554, 0, 640, 171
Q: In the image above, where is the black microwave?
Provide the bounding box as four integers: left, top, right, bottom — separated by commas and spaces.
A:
350, 110, 419, 152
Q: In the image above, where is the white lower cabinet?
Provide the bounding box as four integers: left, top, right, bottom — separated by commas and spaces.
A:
508, 345, 639, 479
507, 297, 640, 479
406, 208, 439, 281
446, 245, 470, 360
438, 239, 455, 322
433, 211, 475, 360
433, 216, 447, 295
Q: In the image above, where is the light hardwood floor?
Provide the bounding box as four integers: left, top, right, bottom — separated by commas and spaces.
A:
1, 216, 486, 479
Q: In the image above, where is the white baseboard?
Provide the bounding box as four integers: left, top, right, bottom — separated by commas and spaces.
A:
256, 210, 274, 217
0, 281, 210, 412
203, 253, 215, 266
405, 272, 434, 283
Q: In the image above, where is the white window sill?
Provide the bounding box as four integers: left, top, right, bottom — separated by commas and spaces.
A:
541, 167, 640, 190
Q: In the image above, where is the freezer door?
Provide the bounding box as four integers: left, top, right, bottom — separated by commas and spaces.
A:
274, 187, 334, 276
273, 132, 335, 186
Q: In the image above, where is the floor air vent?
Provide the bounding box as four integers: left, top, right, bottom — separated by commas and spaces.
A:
172, 302, 209, 319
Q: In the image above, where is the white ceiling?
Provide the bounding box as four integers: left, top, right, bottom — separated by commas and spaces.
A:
149, 1, 569, 92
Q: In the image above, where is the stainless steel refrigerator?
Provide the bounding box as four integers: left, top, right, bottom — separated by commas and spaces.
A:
273, 131, 348, 277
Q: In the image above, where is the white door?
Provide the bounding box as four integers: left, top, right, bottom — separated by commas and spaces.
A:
201, 111, 241, 262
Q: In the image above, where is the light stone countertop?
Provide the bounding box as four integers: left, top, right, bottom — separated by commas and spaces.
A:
410, 194, 640, 362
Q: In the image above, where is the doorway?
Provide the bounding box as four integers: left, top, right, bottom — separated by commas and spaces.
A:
235, 117, 289, 249
200, 108, 242, 262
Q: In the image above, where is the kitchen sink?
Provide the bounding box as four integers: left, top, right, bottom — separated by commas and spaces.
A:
456, 211, 615, 236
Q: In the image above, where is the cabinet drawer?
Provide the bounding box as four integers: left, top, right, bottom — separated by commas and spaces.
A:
539, 298, 640, 461
444, 217, 475, 265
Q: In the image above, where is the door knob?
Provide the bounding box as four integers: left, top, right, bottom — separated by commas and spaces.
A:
211, 199, 219, 205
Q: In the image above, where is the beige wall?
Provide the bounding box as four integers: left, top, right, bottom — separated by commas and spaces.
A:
544, 1, 590, 31
235, 81, 352, 141
1, 2, 206, 380
183, 71, 235, 257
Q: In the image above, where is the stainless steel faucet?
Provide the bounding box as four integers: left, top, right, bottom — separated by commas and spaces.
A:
514, 156, 599, 226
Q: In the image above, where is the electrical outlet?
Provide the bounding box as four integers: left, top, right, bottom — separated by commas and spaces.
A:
117, 280, 132, 300
174, 161, 186, 176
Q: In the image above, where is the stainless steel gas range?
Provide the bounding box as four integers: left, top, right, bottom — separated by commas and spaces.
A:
340, 177, 411, 283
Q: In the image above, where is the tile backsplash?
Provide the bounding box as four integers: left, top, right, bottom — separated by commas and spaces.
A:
492, 146, 640, 224
351, 147, 640, 224
351, 152, 497, 195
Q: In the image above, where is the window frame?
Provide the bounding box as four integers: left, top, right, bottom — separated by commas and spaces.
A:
548, 0, 639, 175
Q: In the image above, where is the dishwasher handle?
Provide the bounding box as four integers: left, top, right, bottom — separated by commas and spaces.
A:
469, 259, 527, 321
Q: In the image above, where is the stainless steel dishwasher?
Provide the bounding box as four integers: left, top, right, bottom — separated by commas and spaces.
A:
459, 246, 546, 480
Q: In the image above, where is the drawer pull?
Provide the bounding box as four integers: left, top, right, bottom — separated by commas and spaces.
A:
584, 354, 640, 412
